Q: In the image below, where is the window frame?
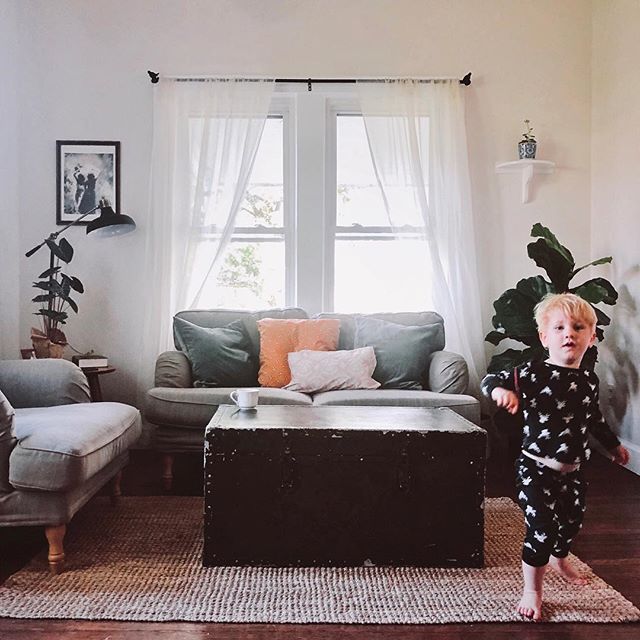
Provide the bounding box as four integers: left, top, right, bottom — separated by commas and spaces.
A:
203, 86, 428, 313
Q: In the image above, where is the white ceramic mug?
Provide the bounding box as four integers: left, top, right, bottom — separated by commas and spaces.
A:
230, 388, 259, 410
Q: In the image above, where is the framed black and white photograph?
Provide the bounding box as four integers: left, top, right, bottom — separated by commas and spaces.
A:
56, 140, 120, 225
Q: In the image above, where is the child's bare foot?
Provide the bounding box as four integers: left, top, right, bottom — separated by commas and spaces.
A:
517, 589, 543, 621
549, 556, 590, 585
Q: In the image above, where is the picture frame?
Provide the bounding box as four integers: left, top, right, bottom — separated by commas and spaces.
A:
56, 140, 120, 225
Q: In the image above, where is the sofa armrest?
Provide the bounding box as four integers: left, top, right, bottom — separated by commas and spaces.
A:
0, 359, 91, 408
154, 351, 192, 388
427, 350, 469, 394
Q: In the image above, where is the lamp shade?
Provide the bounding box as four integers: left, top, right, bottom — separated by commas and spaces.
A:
86, 205, 136, 238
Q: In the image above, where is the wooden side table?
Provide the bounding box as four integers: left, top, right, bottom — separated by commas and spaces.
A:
82, 366, 115, 402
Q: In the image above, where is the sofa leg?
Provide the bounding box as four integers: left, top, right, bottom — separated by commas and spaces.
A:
110, 470, 123, 506
162, 453, 174, 492
45, 524, 66, 575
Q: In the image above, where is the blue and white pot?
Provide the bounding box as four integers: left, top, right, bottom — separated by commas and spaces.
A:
518, 140, 537, 159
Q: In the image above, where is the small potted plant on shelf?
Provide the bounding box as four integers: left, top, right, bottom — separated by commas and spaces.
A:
518, 119, 537, 159
30, 237, 84, 358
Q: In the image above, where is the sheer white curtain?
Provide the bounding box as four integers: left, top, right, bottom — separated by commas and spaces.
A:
357, 79, 486, 394
139, 78, 275, 392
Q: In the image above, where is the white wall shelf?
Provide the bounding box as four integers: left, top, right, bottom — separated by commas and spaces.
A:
495, 159, 555, 204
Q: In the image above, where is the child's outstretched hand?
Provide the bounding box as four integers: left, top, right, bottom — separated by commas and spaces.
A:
611, 444, 630, 466
491, 387, 519, 414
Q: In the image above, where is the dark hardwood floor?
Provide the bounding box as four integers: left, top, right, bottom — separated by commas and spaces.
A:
1, 443, 639, 639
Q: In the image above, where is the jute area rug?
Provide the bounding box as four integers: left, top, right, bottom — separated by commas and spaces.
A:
0, 496, 638, 624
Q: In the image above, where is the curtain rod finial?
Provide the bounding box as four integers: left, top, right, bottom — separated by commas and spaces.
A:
148, 70, 160, 84
460, 72, 472, 86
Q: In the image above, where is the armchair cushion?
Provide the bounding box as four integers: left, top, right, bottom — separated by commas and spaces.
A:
10, 402, 141, 492
0, 389, 17, 493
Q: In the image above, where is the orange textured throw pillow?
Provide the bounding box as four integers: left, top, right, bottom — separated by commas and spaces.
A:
257, 318, 341, 388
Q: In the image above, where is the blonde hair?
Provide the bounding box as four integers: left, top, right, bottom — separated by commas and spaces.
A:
534, 293, 597, 330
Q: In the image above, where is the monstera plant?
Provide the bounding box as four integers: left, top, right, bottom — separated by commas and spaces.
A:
485, 223, 618, 373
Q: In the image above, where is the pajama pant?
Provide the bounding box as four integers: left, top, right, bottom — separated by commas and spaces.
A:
515, 454, 587, 567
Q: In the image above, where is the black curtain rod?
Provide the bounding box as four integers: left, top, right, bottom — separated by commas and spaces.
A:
147, 71, 472, 89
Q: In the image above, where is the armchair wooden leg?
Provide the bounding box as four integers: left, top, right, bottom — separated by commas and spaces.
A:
162, 453, 174, 492
45, 524, 66, 575
110, 470, 123, 506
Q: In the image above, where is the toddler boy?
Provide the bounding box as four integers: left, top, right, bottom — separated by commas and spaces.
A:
482, 293, 629, 621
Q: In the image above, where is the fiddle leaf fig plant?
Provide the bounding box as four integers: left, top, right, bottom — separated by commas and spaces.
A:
31, 236, 84, 345
485, 223, 618, 373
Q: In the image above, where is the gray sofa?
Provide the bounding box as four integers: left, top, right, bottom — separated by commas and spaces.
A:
146, 308, 480, 490
0, 359, 141, 573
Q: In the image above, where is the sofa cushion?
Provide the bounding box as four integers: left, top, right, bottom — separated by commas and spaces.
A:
173, 317, 258, 387
315, 311, 445, 351
353, 317, 443, 390
0, 389, 17, 493
174, 308, 308, 356
285, 347, 380, 393
311, 389, 480, 425
10, 403, 141, 492
257, 318, 341, 388
146, 386, 313, 428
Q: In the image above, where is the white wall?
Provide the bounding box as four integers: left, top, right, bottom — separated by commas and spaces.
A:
6, 0, 593, 405
0, 2, 21, 359
592, 0, 640, 471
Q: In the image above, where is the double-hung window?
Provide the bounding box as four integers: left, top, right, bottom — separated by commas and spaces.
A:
195, 86, 430, 313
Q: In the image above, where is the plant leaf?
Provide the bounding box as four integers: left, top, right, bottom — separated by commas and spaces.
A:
36, 309, 68, 322
487, 346, 545, 374
594, 306, 611, 327
45, 239, 70, 263
62, 295, 78, 313
527, 238, 574, 291
58, 238, 74, 263
38, 266, 61, 279
571, 256, 612, 278
32, 294, 53, 303
485, 330, 506, 346
572, 278, 618, 305
530, 223, 575, 266
491, 287, 539, 340
69, 276, 84, 293
515, 275, 554, 304
32, 281, 54, 291
582, 345, 599, 371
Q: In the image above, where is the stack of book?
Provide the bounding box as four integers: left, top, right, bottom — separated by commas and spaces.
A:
72, 354, 109, 369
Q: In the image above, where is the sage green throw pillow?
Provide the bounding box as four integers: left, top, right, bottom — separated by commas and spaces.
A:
353, 317, 443, 390
0, 389, 17, 493
173, 317, 258, 388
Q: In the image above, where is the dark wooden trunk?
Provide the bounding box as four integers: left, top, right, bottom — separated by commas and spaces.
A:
204, 406, 485, 568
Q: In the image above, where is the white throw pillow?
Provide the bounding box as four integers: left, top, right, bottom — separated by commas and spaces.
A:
285, 347, 380, 393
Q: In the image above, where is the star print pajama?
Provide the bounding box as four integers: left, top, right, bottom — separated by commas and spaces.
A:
515, 454, 587, 567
